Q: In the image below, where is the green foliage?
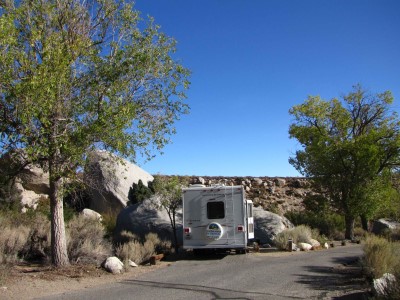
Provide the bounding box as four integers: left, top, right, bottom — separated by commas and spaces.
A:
0, 0, 190, 169
128, 179, 154, 205
285, 210, 345, 239
0, 0, 190, 266
151, 175, 188, 251
102, 209, 119, 239
289, 85, 400, 239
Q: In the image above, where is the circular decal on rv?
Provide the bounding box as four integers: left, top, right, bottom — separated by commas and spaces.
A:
206, 222, 223, 240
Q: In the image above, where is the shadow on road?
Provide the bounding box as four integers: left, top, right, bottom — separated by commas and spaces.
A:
163, 251, 232, 262
120, 279, 304, 300
295, 255, 370, 299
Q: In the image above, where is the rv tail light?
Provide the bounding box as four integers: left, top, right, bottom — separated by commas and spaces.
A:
237, 225, 244, 232
184, 227, 191, 234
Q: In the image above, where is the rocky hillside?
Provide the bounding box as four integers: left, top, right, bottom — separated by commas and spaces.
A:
182, 176, 311, 215
1, 150, 312, 216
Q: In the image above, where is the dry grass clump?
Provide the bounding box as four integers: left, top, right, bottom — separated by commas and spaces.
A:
363, 235, 400, 279
0, 224, 30, 263
115, 232, 164, 265
0, 213, 50, 263
66, 214, 112, 264
113, 230, 138, 245
363, 235, 400, 299
275, 225, 319, 250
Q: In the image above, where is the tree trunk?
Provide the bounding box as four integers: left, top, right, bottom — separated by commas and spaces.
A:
166, 207, 179, 253
344, 215, 355, 240
50, 176, 69, 267
360, 214, 369, 231
172, 209, 179, 253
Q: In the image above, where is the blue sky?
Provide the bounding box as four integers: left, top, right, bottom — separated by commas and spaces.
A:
134, 0, 400, 177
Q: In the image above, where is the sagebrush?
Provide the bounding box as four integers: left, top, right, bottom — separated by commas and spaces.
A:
66, 215, 112, 264
274, 225, 321, 250
115, 232, 168, 265
363, 235, 400, 299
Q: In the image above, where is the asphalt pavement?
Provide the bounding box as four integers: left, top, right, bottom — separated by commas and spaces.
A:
38, 243, 368, 300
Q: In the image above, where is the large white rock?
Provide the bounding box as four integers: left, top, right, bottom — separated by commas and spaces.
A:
84, 151, 154, 214
0, 151, 49, 211
17, 164, 50, 195
253, 207, 294, 245
309, 238, 321, 248
115, 196, 183, 246
298, 242, 313, 251
373, 273, 396, 296
82, 208, 103, 221
103, 256, 124, 274
372, 219, 400, 235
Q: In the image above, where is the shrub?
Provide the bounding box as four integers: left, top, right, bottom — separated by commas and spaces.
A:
0, 224, 30, 263
363, 235, 400, 279
114, 230, 138, 245
0, 212, 51, 263
128, 179, 154, 205
115, 233, 162, 265
21, 214, 51, 261
66, 215, 112, 264
363, 235, 400, 299
285, 210, 345, 239
274, 225, 317, 250
101, 209, 118, 238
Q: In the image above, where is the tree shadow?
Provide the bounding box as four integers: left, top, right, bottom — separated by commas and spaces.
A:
120, 279, 302, 300
295, 255, 370, 299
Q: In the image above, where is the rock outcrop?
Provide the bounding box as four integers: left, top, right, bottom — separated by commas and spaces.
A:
84, 151, 154, 214
372, 219, 400, 235
115, 196, 183, 245
253, 207, 294, 245
186, 176, 310, 215
0, 151, 49, 212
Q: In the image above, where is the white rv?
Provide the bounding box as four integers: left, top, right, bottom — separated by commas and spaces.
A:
182, 185, 254, 253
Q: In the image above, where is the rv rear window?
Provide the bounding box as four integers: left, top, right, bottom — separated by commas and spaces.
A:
207, 201, 225, 219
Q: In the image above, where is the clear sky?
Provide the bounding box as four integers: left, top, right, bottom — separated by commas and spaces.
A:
134, 0, 400, 177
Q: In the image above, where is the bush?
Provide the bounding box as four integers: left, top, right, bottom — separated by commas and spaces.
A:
0, 212, 51, 263
285, 210, 345, 239
66, 215, 112, 264
363, 235, 400, 279
363, 235, 400, 299
274, 225, 318, 250
128, 179, 154, 205
101, 209, 118, 238
0, 224, 30, 263
115, 232, 165, 265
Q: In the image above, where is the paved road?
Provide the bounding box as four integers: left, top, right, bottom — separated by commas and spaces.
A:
39, 244, 367, 300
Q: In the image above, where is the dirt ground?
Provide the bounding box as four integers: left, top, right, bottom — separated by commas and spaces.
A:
0, 261, 170, 300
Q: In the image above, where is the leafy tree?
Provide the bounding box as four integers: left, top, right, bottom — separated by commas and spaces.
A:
151, 175, 187, 252
289, 85, 400, 239
0, 1, 190, 266
128, 179, 153, 205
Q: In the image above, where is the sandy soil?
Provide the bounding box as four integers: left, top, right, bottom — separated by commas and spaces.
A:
0, 261, 169, 300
